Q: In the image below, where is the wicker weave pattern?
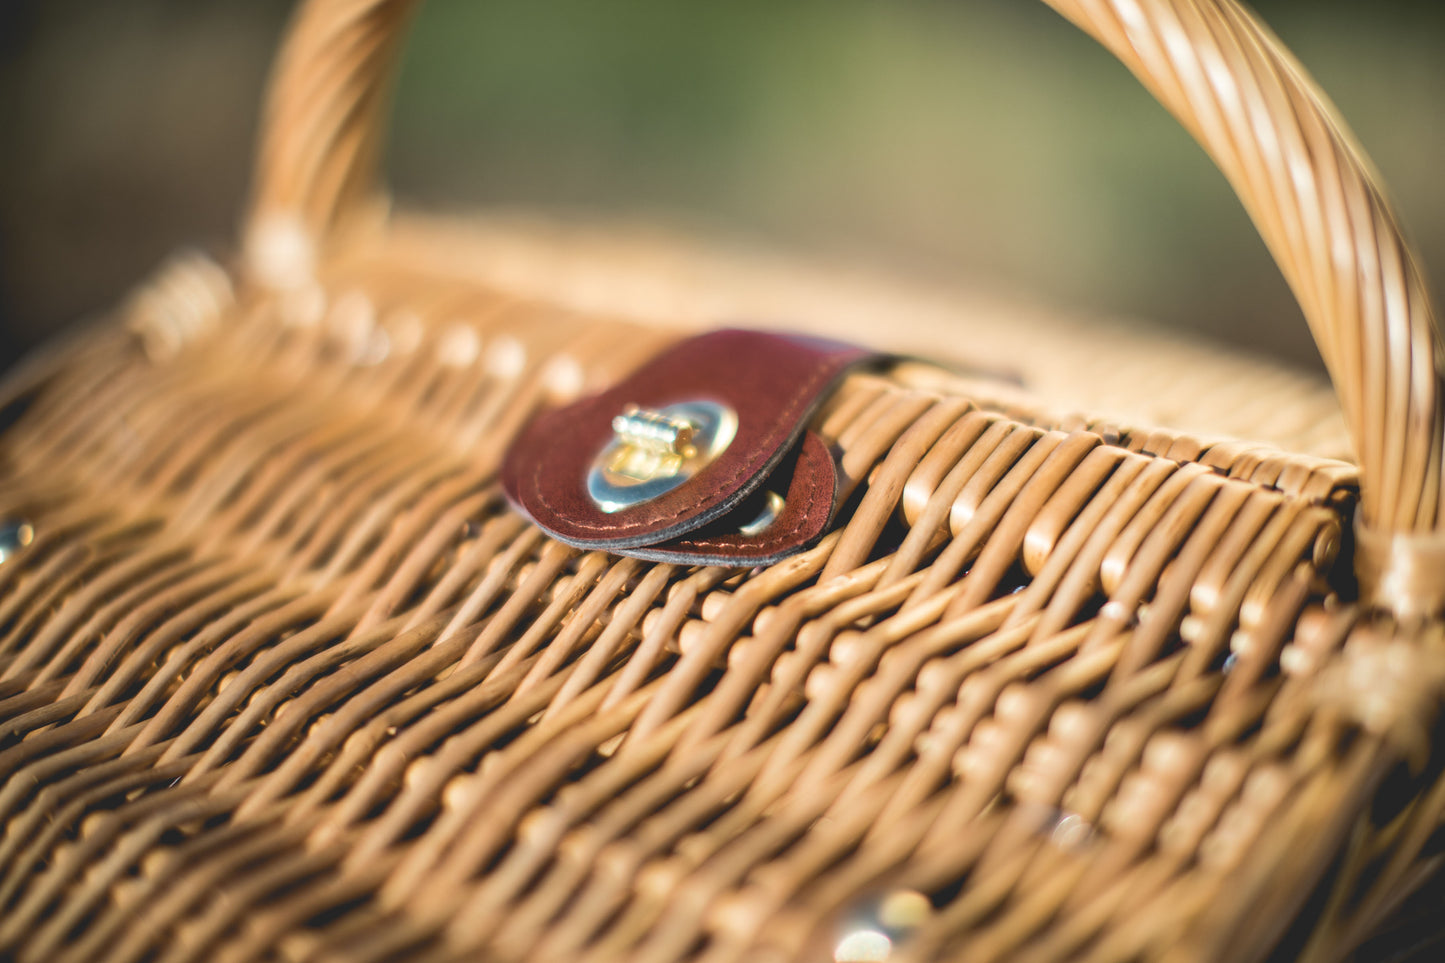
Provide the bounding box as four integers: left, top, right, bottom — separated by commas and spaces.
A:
3, 0, 1445, 961
246, 0, 1445, 568
0, 249, 1405, 963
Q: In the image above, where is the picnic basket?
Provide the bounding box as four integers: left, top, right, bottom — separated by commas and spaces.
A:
2, 0, 1444, 960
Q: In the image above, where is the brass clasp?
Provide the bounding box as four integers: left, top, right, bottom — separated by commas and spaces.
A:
587, 400, 738, 513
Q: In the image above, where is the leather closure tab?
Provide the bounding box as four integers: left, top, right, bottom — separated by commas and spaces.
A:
625, 430, 839, 566
501, 328, 878, 564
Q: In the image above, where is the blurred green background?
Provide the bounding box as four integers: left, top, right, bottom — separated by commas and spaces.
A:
1, 0, 1442, 374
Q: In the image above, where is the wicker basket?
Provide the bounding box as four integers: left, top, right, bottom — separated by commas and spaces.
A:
1, 1, 1443, 961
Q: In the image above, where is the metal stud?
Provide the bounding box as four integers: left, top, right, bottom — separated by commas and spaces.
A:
833, 888, 934, 962
738, 491, 786, 537
0, 520, 35, 563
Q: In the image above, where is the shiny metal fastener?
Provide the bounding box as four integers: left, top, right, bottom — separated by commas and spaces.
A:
833, 888, 934, 962
738, 491, 786, 536
0, 520, 34, 564
588, 401, 738, 513
612, 405, 696, 453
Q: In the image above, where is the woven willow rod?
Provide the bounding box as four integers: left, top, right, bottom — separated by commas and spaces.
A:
242, 0, 1445, 618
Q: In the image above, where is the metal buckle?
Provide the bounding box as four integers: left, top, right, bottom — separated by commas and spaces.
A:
587, 401, 739, 513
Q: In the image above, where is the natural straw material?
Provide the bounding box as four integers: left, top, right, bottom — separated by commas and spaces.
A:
1, 2, 1444, 963
246, 0, 1445, 585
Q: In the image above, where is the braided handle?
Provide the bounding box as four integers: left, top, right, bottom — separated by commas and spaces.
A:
243, 0, 1445, 617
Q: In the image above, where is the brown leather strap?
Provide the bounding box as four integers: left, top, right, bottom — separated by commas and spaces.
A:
626, 430, 839, 566
500, 329, 877, 563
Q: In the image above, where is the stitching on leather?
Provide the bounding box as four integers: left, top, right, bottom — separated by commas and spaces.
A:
530, 350, 843, 530
528, 344, 859, 536
673, 442, 824, 554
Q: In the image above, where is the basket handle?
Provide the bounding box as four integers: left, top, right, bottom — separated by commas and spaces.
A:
243, 0, 1445, 618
